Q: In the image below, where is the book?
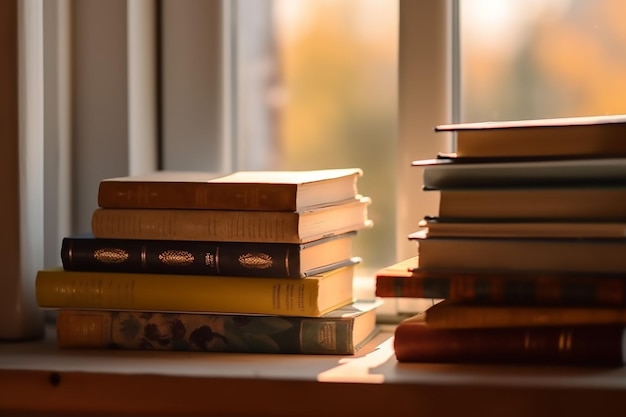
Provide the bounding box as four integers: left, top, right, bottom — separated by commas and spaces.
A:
435, 187, 626, 220
55, 300, 382, 355
424, 300, 626, 329
61, 232, 357, 278
375, 257, 626, 306
434, 114, 626, 158
35, 261, 359, 317
420, 217, 626, 239
97, 168, 363, 211
412, 156, 626, 190
410, 231, 626, 274
91, 196, 373, 244
393, 313, 626, 366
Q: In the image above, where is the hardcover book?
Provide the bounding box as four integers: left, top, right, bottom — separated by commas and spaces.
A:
36, 260, 359, 317
435, 186, 626, 220
410, 231, 626, 274
412, 156, 626, 190
419, 217, 626, 239
375, 257, 626, 306
424, 300, 626, 329
434, 113, 626, 158
97, 168, 363, 211
55, 300, 382, 355
91, 196, 373, 244
61, 232, 357, 278
394, 313, 626, 366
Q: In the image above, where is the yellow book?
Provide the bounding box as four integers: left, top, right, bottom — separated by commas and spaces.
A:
36, 261, 358, 317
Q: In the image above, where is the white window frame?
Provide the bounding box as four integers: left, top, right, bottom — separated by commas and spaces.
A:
0, 0, 456, 339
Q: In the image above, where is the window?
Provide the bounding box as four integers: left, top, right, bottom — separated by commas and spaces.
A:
161, 0, 402, 276
11, 0, 626, 338
461, 0, 626, 121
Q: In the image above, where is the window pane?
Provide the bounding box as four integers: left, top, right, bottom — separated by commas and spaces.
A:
461, 0, 626, 122
271, 0, 399, 270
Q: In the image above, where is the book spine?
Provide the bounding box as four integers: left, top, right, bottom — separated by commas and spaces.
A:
36, 270, 329, 316
91, 208, 301, 243
424, 304, 626, 329
61, 237, 303, 278
375, 274, 626, 306
98, 182, 298, 211
56, 310, 358, 354
393, 321, 625, 365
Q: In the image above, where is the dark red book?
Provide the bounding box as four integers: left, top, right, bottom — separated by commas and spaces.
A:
394, 313, 625, 366
375, 257, 626, 306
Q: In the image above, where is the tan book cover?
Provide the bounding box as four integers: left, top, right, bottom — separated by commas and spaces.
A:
91, 196, 373, 244
97, 168, 363, 211
435, 114, 626, 158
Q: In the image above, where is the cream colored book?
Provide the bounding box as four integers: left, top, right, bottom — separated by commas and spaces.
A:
91, 196, 373, 244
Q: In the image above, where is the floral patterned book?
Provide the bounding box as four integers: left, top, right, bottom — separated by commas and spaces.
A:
55, 300, 381, 355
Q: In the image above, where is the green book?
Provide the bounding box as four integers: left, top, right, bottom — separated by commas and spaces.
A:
55, 300, 381, 355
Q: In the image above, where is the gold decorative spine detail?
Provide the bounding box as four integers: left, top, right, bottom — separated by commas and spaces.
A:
238, 253, 273, 270
316, 322, 337, 351
159, 250, 194, 266
93, 248, 129, 264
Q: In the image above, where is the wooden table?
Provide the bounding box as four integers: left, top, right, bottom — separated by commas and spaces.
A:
2, 325, 626, 417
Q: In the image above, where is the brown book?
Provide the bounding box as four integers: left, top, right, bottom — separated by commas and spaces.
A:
97, 168, 363, 211
435, 114, 626, 158
375, 257, 626, 306
420, 217, 626, 239
393, 313, 625, 366
436, 187, 626, 220
410, 231, 626, 275
91, 196, 372, 244
424, 300, 626, 329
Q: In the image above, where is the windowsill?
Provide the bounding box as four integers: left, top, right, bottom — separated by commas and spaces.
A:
2, 324, 626, 416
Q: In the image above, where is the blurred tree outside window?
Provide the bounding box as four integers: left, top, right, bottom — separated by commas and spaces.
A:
260, 0, 626, 277
461, 0, 626, 122
271, 0, 399, 272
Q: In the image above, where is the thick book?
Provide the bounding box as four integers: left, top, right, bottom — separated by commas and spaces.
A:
91, 196, 373, 244
35, 261, 359, 317
393, 313, 626, 366
61, 232, 357, 278
424, 300, 626, 329
435, 186, 626, 220
410, 231, 626, 274
412, 156, 626, 190
420, 217, 626, 239
97, 168, 363, 211
55, 300, 381, 355
434, 113, 626, 158
375, 257, 626, 306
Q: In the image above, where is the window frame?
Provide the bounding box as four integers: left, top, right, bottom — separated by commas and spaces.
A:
0, 0, 457, 338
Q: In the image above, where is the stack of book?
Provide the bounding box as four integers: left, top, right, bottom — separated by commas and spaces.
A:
377, 114, 626, 366
36, 169, 381, 355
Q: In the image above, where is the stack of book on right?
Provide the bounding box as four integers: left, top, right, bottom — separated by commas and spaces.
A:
379, 114, 626, 366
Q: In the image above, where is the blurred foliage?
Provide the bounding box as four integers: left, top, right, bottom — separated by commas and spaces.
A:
273, 0, 398, 268
270, 0, 626, 269
462, 0, 626, 122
